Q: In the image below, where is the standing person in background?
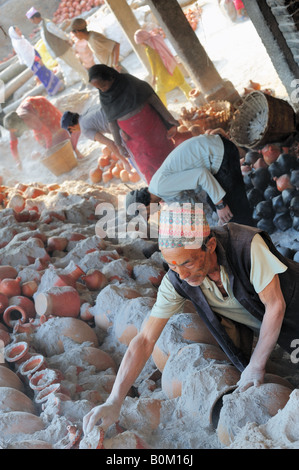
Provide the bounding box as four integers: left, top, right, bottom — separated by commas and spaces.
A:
88, 64, 179, 184
233, 0, 247, 20
8, 26, 63, 96
134, 29, 191, 107
26, 7, 89, 86
71, 18, 122, 71
3, 96, 83, 169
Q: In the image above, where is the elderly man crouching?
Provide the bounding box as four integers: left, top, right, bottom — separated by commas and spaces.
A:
83, 202, 299, 434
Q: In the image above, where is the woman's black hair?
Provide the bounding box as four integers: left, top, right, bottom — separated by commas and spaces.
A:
88, 64, 118, 83
31, 12, 41, 19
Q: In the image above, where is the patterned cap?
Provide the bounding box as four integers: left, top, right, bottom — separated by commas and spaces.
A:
158, 203, 210, 249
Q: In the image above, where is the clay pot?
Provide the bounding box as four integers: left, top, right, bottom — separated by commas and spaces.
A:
0, 277, 22, 298
8, 440, 53, 449
21, 280, 38, 298
19, 354, 46, 377
0, 387, 36, 414
47, 237, 68, 252
4, 341, 31, 364
33, 317, 99, 356
82, 269, 108, 291
3, 296, 36, 327
79, 302, 94, 322
0, 266, 18, 281
152, 313, 219, 372
0, 364, 24, 391
82, 346, 116, 372
217, 383, 292, 446
53, 265, 85, 288
34, 286, 81, 318
29, 368, 60, 391
161, 343, 231, 400
0, 411, 44, 437
0, 327, 11, 346
7, 193, 25, 213
0, 293, 9, 314
35, 383, 70, 404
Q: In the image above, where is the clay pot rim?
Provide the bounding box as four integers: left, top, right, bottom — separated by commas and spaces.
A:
4, 341, 29, 362
35, 383, 61, 403
19, 354, 46, 376
29, 368, 58, 391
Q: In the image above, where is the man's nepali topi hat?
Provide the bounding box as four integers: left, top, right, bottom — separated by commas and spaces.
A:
158, 203, 210, 250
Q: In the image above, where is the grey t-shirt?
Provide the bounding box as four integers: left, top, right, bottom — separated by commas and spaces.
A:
79, 105, 110, 141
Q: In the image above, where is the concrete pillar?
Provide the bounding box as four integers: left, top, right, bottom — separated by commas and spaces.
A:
0, 62, 27, 84
4, 68, 33, 101
147, 0, 240, 103
243, 0, 299, 113
104, 0, 151, 74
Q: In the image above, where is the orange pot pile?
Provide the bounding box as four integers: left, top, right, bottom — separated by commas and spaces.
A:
89, 147, 141, 185
52, 0, 104, 23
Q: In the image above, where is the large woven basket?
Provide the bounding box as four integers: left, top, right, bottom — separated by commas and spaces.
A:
230, 91, 296, 149
41, 139, 78, 176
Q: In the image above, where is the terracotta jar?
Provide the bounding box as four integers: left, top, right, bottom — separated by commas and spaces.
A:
33, 317, 99, 356
34, 286, 81, 318
4, 341, 31, 365
53, 265, 85, 288
82, 269, 108, 291
0, 293, 9, 314
0, 364, 24, 391
0, 266, 18, 281
3, 296, 36, 328
0, 387, 36, 414
82, 346, 116, 372
0, 277, 22, 298
0, 411, 44, 438
0, 326, 11, 346
47, 236, 68, 253
152, 313, 220, 372
21, 280, 38, 298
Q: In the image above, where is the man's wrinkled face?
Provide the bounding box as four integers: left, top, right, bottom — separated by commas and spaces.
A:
161, 244, 213, 287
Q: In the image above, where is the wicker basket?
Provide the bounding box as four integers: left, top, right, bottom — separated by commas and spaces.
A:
230, 91, 296, 149
41, 139, 78, 176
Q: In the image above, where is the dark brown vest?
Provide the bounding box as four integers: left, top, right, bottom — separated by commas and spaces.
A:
168, 223, 299, 371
